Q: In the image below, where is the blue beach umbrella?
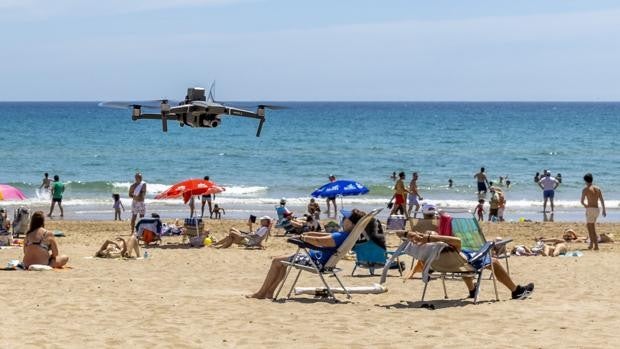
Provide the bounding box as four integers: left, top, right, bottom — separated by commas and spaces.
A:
311, 180, 369, 213
311, 180, 369, 198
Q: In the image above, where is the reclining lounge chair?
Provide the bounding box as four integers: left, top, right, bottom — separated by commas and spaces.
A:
274, 209, 381, 302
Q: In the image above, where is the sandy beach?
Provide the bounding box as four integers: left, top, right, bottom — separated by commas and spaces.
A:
1, 218, 618, 348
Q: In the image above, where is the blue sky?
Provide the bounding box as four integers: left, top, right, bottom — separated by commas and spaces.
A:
1, 0, 619, 101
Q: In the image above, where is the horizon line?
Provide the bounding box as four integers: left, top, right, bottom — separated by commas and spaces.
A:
1, 100, 620, 103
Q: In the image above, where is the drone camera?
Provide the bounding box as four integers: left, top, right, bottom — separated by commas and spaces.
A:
199, 114, 221, 128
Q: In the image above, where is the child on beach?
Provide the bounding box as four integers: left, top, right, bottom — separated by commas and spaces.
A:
212, 204, 225, 219
475, 199, 485, 221
307, 198, 321, 220
112, 194, 124, 221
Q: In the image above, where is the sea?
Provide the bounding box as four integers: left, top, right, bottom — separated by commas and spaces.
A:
1, 102, 619, 222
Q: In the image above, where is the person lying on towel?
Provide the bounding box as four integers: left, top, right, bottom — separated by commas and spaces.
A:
95, 237, 140, 259
403, 232, 534, 300
247, 209, 365, 300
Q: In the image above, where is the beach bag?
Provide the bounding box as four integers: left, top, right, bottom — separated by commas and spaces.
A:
190, 235, 205, 247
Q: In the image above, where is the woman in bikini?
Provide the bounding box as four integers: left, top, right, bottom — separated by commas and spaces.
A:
23, 211, 69, 268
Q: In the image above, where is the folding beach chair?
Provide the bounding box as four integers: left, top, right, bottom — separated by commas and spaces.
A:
380, 238, 500, 304
351, 240, 404, 276
135, 217, 163, 245
351, 218, 403, 276
451, 216, 512, 275
420, 241, 499, 304
274, 209, 381, 302
12, 206, 30, 237
244, 224, 273, 249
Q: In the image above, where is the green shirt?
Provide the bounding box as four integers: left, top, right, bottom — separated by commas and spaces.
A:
52, 182, 65, 199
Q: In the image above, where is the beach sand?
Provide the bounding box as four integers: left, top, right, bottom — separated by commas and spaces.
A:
1, 219, 619, 348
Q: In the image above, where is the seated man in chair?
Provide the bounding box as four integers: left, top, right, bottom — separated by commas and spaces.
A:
403, 231, 535, 300
212, 216, 272, 249
248, 209, 365, 300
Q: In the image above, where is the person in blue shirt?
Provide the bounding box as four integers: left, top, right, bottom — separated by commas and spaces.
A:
248, 209, 365, 300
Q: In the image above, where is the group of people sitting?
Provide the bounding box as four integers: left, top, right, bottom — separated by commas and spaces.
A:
248, 208, 535, 301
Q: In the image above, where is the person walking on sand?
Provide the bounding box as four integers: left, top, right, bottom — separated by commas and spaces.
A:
47, 175, 65, 217
474, 167, 489, 195
407, 172, 423, 218
538, 172, 559, 213
390, 172, 409, 215
129, 172, 147, 234
580, 173, 606, 251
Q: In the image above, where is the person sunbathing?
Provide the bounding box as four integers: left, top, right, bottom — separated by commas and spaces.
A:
403, 231, 534, 300
95, 237, 140, 258
280, 211, 306, 235
248, 209, 365, 300
212, 216, 272, 249
23, 211, 69, 269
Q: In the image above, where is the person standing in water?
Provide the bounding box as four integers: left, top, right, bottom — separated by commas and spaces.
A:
474, 167, 489, 195
47, 175, 65, 218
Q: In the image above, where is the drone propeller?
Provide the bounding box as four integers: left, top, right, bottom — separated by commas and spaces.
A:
98, 100, 172, 110
257, 104, 288, 110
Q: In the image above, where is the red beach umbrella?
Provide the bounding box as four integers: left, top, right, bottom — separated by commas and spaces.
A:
155, 179, 225, 203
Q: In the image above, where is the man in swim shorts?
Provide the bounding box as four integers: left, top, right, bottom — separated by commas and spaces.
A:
129, 173, 147, 234
407, 172, 423, 218
390, 172, 409, 215
474, 167, 489, 195
201, 175, 214, 218
538, 172, 559, 212
580, 173, 606, 250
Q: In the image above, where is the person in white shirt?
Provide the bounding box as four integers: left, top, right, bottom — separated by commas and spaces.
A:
212, 216, 272, 249
538, 172, 559, 212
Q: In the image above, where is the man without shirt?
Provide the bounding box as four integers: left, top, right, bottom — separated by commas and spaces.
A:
580, 173, 606, 251
407, 172, 423, 218
474, 167, 489, 195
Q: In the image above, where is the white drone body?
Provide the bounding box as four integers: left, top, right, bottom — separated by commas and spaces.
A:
100, 85, 282, 137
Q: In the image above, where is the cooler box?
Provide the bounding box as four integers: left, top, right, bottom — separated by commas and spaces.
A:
386, 215, 406, 230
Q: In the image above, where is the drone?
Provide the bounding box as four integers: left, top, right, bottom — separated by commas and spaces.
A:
99, 84, 283, 137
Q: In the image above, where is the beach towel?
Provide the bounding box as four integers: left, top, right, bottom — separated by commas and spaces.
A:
438, 214, 452, 236
133, 182, 145, 197
402, 242, 447, 282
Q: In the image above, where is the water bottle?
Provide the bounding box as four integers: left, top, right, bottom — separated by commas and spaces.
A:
143, 251, 149, 259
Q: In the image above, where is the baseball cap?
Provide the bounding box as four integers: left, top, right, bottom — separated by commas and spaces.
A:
280, 197, 287, 204
340, 209, 364, 225
259, 215, 272, 221
422, 204, 436, 215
